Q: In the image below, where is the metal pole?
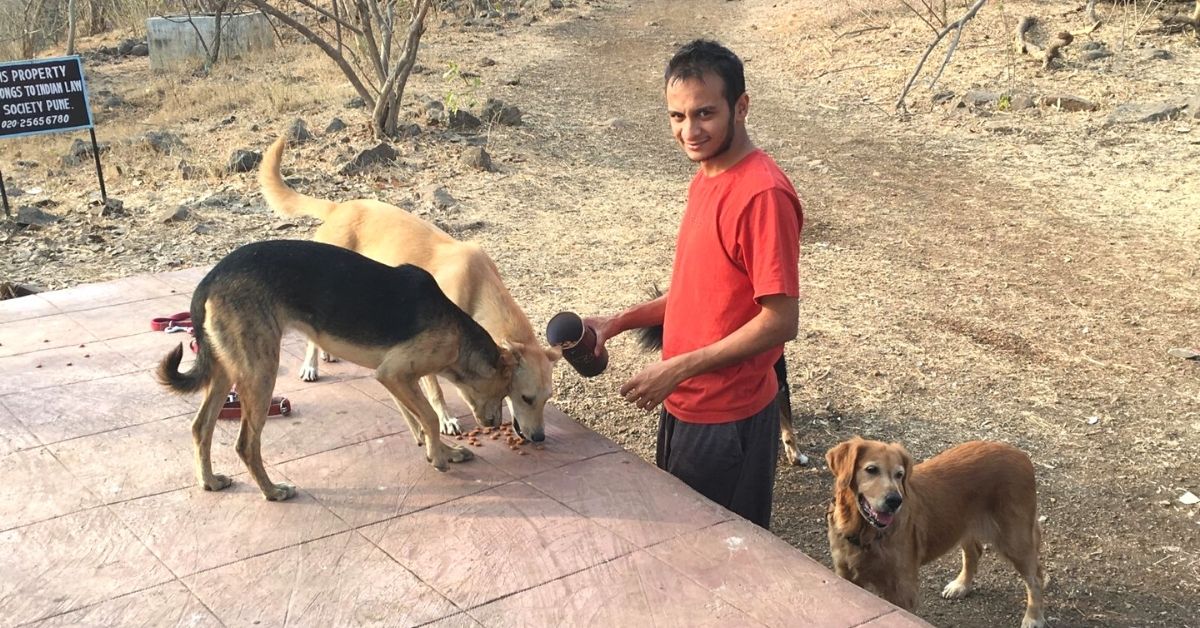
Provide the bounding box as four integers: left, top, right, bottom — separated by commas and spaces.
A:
88, 127, 107, 205
0, 167, 9, 219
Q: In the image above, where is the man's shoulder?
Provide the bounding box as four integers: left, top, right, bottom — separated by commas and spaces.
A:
734, 150, 798, 198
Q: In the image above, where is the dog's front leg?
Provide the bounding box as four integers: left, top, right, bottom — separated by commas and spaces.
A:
418, 375, 461, 435
299, 341, 321, 382
377, 373, 472, 471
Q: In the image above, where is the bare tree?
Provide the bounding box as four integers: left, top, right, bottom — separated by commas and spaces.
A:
159, 0, 236, 73
896, 0, 989, 111
246, 0, 433, 139
66, 0, 77, 54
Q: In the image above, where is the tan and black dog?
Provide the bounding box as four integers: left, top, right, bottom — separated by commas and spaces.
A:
825, 437, 1046, 628
259, 136, 557, 442
157, 240, 514, 501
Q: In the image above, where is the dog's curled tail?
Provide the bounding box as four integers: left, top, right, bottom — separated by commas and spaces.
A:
633, 284, 665, 352
259, 135, 337, 221
156, 341, 214, 395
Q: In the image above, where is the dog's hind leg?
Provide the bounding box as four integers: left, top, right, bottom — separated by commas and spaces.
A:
233, 374, 296, 501
942, 539, 983, 599
419, 375, 461, 435
378, 374, 472, 471
192, 366, 234, 492
996, 523, 1047, 628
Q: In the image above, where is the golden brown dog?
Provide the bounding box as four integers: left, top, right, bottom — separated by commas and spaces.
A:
158, 240, 514, 501
260, 136, 558, 442
825, 437, 1046, 628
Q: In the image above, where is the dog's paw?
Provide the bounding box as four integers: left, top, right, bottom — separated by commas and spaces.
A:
1021, 616, 1047, 628
320, 351, 338, 363
298, 365, 319, 382
440, 416, 462, 435
202, 474, 232, 492
264, 482, 297, 501
783, 444, 809, 466
447, 445, 474, 464
941, 580, 972, 599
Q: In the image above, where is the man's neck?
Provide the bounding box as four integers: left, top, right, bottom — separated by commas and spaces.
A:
699, 134, 755, 177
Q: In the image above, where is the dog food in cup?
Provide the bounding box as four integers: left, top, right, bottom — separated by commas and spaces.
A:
546, 311, 608, 377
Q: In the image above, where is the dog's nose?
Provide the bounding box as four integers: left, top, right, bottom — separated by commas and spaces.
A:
528, 429, 545, 442
884, 492, 903, 512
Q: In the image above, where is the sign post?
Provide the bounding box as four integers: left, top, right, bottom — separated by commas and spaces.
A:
0, 56, 103, 218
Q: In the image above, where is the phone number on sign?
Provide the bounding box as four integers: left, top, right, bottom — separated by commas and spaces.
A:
0, 115, 71, 129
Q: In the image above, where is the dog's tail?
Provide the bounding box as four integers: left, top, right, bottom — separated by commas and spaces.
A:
633, 285, 664, 351
156, 308, 215, 394
259, 135, 337, 221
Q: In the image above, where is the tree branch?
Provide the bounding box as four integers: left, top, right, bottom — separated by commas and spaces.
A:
896, 0, 989, 111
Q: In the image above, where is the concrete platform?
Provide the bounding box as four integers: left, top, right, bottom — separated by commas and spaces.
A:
0, 268, 930, 627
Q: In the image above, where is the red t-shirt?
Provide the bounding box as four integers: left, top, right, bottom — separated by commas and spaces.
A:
663, 149, 803, 423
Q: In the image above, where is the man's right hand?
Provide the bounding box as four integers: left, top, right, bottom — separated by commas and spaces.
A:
583, 315, 620, 357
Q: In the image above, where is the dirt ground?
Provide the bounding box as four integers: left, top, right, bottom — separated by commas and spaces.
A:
3, 0, 1199, 625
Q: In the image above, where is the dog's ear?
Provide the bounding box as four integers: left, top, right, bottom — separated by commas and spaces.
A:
544, 345, 563, 362
826, 437, 863, 491
496, 342, 519, 374
896, 443, 914, 496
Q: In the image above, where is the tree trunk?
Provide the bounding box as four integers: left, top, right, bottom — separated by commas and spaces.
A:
370, 0, 430, 138
66, 0, 77, 56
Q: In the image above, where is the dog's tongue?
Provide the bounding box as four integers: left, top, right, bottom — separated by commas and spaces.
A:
874, 509, 894, 527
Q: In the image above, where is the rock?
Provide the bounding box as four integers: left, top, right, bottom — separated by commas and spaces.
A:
158, 205, 190, 223
599, 117, 632, 130
192, 223, 216, 235
1180, 491, 1200, 505
1106, 102, 1185, 125
272, 221, 297, 231
479, 56, 497, 67
326, 117, 348, 133
1187, 96, 1200, 120
931, 91, 956, 105
116, 38, 139, 55
143, 130, 184, 154
287, 118, 312, 143
63, 138, 111, 165
15, 205, 60, 227
1040, 94, 1098, 112
548, 0, 563, 8
1081, 49, 1113, 62
984, 120, 1017, 135
338, 142, 399, 176
1009, 94, 1037, 111
423, 100, 445, 125
199, 191, 240, 207
957, 90, 1000, 108
1140, 48, 1172, 61
397, 123, 421, 138
448, 108, 482, 131
89, 197, 127, 218
416, 184, 456, 210
129, 43, 149, 56
480, 98, 523, 125
502, 75, 521, 86
346, 96, 366, 109
1080, 41, 1104, 51
177, 159, 201, 180
461, 146, 495, 172
228, 150, 262, 173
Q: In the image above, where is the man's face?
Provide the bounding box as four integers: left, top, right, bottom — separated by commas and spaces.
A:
665, 73, 745, 164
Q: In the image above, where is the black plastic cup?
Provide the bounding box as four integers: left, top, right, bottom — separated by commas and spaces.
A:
546, 311, 609, 377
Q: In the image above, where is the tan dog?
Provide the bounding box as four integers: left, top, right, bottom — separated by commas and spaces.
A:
825, 437, 1046, 628
260, 137, 558, 442
158, 240, 514, 500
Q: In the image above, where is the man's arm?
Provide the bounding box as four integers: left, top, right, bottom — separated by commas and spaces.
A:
584, 292, 668, 356
619, 294, 798, 410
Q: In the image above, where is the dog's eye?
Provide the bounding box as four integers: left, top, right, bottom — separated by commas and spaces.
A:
865, 465, 879, 475
521, 395, 535, 405
894, 470, 905, 479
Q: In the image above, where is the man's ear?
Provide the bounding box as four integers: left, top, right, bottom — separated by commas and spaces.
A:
826, 437, 863, 491
735, 92, 750, 123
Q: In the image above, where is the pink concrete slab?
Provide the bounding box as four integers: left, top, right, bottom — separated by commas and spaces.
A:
525, 451, 733, 548
0, 401, 38, 457
0, 340, 140, 396
186, 531, 460, 627
155, 265, 212, 294
455, 404, 621, 479
0, 293, 59, 324
360, 481, 636, 609
66, 293, 193, 341
427, 613, 484, 627
855, 609, 936, 627
277, 433, 513, 529
647, 519, 906, 627
110, 480, 349, 577
469, 550, 762, 627
1, 370, 196, 444
0, 446, 101, 531
38, 274, 177, 313
0, 312, 99, 357
245, 381, 412, 464
30, 581, 223, 628
0, 507, 173, 625
344, 376, 474, 421
49, 414, 244, 504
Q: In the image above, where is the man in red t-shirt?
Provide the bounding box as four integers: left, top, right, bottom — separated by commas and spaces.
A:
586, 40, 802, 529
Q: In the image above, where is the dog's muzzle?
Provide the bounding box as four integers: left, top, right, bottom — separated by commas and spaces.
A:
512, 417, 545, 442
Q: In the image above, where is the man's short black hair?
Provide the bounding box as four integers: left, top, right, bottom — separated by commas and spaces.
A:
664, 39, 745, 108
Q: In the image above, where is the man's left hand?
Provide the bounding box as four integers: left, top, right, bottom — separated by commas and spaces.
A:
620, 358, 687, 411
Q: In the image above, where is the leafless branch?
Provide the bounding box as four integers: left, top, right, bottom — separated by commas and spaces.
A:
896, 0, 989, 111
